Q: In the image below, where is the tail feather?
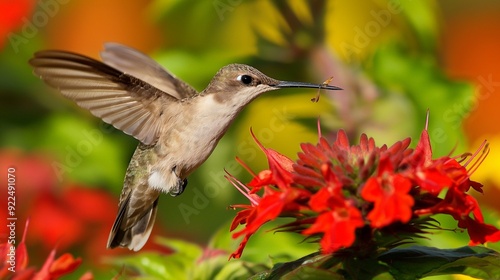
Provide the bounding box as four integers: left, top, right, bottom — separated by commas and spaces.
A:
107, 194, 159, 251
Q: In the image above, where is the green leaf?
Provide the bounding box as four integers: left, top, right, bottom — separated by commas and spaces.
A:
264, 252, 390, 280
108, 252, 171, 279
266, 252, 324, 279
278, 265, 345, 280
108, 238, 203, 279
154, 237, 203, 259
204, 258, 265, 280
265, 249, 396, 280
379, 246, 500, 280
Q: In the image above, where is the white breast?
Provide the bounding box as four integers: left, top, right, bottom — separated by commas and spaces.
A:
148, 171, 176, 192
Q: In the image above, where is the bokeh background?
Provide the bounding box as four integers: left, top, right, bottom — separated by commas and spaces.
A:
1, 0, 500, 278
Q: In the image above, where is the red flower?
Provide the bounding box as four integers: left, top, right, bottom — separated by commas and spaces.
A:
28, 186, 118, 258
459, 216, 500, 245
33, 250, 82, 280
303, 204, 364, 254
305, 170, 364, 253
247, 129, 294, 190
361, 156, 414, 228
306, 163, 343, 211
0, 220, 29, 279
227, 116, 500, 259
226, 130, 308, 259
0, 219, 87, 280
406, 130, 454, 195
227, 181, 308, 259
412, 131, 499, 244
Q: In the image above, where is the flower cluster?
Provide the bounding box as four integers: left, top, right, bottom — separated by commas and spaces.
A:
227, 121, 500, 259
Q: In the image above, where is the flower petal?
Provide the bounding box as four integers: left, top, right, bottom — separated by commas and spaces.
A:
250, 129, 294, 188
303, 205, 364, 254
362, 157, 414, 228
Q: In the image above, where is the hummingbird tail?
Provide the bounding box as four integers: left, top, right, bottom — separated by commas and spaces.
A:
107, 195, 159, 251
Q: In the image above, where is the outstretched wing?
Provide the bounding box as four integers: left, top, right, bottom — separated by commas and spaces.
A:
100, 43, 198, 100
29, 50, 178, 145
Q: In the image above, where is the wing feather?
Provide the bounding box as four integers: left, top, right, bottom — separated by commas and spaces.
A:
101, 43, 198, 99
29, 50, 180, 145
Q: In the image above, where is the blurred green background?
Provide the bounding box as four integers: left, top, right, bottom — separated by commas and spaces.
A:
1, 0, 500, 278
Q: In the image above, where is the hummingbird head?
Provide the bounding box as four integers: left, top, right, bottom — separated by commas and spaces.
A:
203, 63, 342, 105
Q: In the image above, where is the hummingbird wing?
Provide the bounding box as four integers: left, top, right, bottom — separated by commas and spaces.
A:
100, 43, 198, 100
30, 50, 177, 146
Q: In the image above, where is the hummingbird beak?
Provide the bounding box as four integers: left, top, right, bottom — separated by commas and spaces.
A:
274, 81, 342, 91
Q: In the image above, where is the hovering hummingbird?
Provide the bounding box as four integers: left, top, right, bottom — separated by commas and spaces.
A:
29, 43, 342, 251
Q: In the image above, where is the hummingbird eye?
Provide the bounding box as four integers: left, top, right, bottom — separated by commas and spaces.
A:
237, 74, 253, 85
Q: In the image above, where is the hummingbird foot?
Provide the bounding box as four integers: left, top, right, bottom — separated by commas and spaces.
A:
169, 178, 187, 196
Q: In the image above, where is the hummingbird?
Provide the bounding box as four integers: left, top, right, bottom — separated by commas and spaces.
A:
29, 43, 342, 251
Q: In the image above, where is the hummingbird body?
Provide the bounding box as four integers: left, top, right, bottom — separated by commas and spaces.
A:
29, 43, 341, 251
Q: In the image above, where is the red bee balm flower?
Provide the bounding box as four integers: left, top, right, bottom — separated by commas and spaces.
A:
303, 198, 364, 254
361, 156, 414, 228
228, 120, 500, 259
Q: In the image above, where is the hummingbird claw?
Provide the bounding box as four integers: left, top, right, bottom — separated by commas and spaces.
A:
170, 178, 188, 196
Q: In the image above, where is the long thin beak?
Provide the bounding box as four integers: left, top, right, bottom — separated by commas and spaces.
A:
274, 81, 342, 91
